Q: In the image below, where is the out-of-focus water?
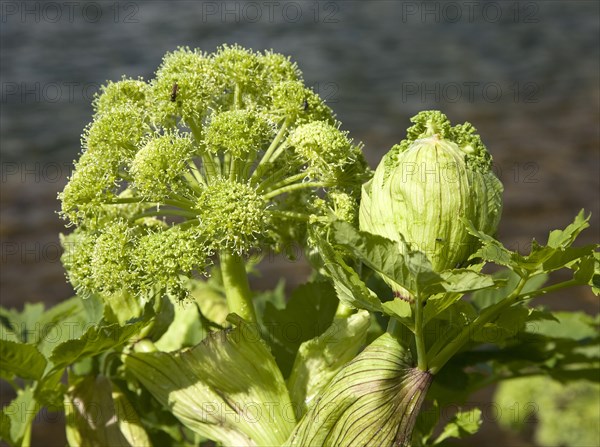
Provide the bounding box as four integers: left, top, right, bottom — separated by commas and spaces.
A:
0, 2, 598, 444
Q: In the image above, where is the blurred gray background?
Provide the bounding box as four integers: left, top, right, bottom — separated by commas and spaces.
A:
1, 1, 599, 445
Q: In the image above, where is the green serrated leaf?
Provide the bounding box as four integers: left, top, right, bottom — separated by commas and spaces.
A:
0, 340, 47, 382
330, 220, 416, 293
466, 211, 596, 277
542, 244, 597, 272
436, 269, 497, 295
316, 234, 383, 313
464, 219, 517, 268
546, 209, 590, 248
433, 408, 482, 445
50, 316, 151, 369
0, 385, 37, 446
287, 310, 370, 419
471, 270, 548, 311
573, 254, 597, 285
36, 296, 95, 358
0, 303, 45, 343
472, 305, 530, 345
125, 315, 296, 446
382, 298, 414, 331
331, 221, 449, 297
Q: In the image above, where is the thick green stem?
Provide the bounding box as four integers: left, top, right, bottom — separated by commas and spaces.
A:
188, 159, 206, 186
251, 119, 290, 181
428, 275, 529, 375
21, 408, 35, 447
262, 172, 308, 194
414, 292, 428, 371
517, 278, 579, 300
188, 120, 219, 182
219, 251, 257, 324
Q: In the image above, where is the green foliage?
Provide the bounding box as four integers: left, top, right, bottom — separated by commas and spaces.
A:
286, 309, 370, 419
286, 332, 432, 447
124, 315, 296, 446
64, 374, 151, 446
262, 281, 339, 376
495, 376, 600, 447
431, 408, 482, 445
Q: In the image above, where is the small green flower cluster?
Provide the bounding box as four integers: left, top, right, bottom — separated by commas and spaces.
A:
59, 45, 370, 300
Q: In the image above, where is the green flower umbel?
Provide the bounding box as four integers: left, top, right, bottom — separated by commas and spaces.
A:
59, 45, 370, 320
360, 111, 503, 281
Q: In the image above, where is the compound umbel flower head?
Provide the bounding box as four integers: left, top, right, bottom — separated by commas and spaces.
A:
59, 45, 370, 301
360, 111, 503, 292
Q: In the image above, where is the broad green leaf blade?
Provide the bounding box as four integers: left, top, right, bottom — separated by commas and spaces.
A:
35, 296, 97, 357
316, 234, 383, 313
330, 221, 418, 294
382, 299, 414, 331
423, 293, 461, 327
438, 269, 496, 294
125, 315, 295, 446
64, 374, 130, 447
471, 270, 548, 311
471, 305, 530, 345
0, 385, 37, 446
50, 317, 151, 369
0, 303, 44, 343
263, 281, 338, 377
189, 278, 231, 327
546, 209, 590, 248
154, 297, 205, 352
0, 340, 47, 381
286, 332, 432, 447
287, 310, 370, 419
542, 245, 597, 272
433, 408, 482, 445
1, 297, 102, 359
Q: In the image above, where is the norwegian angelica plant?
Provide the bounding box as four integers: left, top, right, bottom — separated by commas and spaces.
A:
59, 45, 370, 322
